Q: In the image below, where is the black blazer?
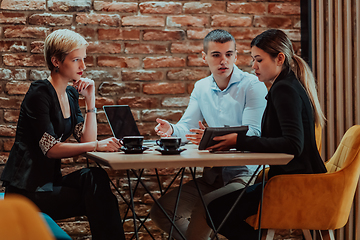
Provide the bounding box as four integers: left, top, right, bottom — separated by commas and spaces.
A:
1, 80, 84, 192
236, 69, 327, 179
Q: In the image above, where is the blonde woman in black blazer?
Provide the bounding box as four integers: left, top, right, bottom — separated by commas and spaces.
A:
204, 29, 327, 240
1, 29, 125, 240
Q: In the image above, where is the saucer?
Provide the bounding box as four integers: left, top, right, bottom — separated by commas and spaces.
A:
155, 147, 186, 155
120, 146, 149, 154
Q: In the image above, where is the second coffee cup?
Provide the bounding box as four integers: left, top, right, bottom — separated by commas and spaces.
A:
156, 137, 181, 151
121, 136, 144, 150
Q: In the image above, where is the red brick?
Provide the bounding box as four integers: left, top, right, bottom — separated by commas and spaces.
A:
125, 43, 167, 54
122, 16, 165, 27
96, 111, 108, 123
76, 13, 120, 26
229, 29, 264, 40
84, 56, 94, 67
211, 15, 252, 27
98, 82, 141, 96
187, 82, 194, 93
31, 41, 44, 53
87, 42, 122, 54
141, 109, 183, 122
57, 221, 90, 236
48, 0, 91, 12
75, 28, 97, 40
283, 29, 301, 41
94, 1, 137, 13
236, 54, 253, 67
78, 96, 114, 108
188, 55, 207, 67
143, 57, 186, 69
187, 29, 213, 40
98, 123, 112, 137
0, 0, 45, 10
98, 28, 140, 41
268, 3, 301, 15
29, 70, 50, 81
0, 41, 27, 52
3, 26, 49, 39
140, 2, 181, 14
143, 83, 185, 95
292, 42, 301, 55
293, 17, 301, 28
183, 2, 225, 14
0, 12, 26, 24
3, 54, 45, 67
29, 13, 72, 26
236, 41, 251, 54
167, 69, 208, 81
117, 96, 159, 108
0, 125, 16, 137
167, 16, 209, 27
3, 138, 15, 151
0, 97, 22, 109
5, 81, 31, 95
121, 70, 164, 81
0, 153, 9, 164
171, 42, 203, 54
143, 30, 185, 41
94, 97, 115, 108
227, 2, 266, 15
84, 70, 121, 81
97, 56, 140, 68
162, 97, 190, 107
254, 16, 292, 28
4, 110, 20, 123
131, 110, 140, 121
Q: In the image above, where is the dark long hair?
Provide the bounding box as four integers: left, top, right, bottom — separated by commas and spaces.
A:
251, 29, 325, 127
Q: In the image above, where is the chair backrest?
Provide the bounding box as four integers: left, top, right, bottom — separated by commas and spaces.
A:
315, 123, 322, 154
0, 195, 54, 240
325, 125, 360, 173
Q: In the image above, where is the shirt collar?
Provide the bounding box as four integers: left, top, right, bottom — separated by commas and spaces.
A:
211, 65, 242, 92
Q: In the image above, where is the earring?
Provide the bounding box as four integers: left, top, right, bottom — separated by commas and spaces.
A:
55, 66, 59, 73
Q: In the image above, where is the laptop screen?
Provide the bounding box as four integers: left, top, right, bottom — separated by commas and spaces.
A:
103, 105, 140, 139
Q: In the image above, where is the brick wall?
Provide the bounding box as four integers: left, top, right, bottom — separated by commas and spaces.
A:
0, 0, 302, 239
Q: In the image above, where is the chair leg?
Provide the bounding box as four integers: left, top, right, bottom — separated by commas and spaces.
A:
319, 230, 335, 240
262, 229, 275, 240
302, 229, 313, 240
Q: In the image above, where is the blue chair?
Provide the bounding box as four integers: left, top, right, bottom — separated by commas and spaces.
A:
0, 192, 71, 240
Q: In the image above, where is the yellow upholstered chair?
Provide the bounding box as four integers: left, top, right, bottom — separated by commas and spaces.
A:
246, 125, 360, 240
255, 124, 323, 184
0, 194, 55, 240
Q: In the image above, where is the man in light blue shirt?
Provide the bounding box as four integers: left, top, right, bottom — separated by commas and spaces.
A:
151, 29, 267, 240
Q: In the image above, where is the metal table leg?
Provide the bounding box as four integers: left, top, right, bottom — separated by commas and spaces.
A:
131, 169, 187, 240
210, 165, 262, 240
258, 165, 266, 240
169, 168, 186, 239
127, 170, 138, 239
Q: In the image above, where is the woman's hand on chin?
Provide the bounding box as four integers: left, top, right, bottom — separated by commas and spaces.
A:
73, 77, 95, 98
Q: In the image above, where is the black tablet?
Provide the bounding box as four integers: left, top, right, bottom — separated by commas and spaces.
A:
198, 126, 249, 150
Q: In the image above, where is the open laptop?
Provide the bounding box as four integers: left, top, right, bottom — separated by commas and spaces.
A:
103, 105, 140, 139
103, 105, 155, 146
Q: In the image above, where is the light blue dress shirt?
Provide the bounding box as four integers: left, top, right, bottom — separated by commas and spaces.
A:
171, 65, 268, 183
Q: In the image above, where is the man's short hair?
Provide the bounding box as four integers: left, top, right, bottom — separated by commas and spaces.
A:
44, 29, 88, 71
203, 29, 236, 53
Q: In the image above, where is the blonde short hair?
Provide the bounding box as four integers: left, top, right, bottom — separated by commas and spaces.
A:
44, 29, 88, 71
